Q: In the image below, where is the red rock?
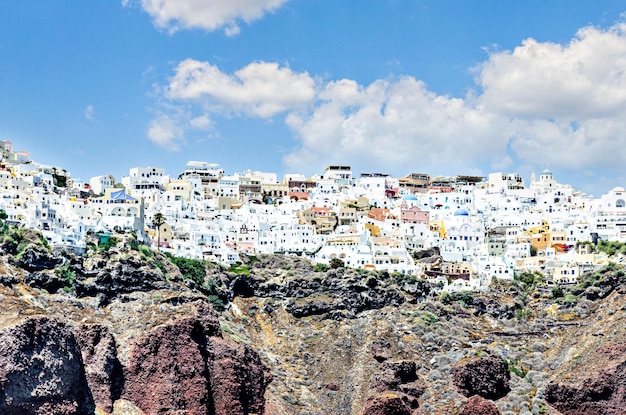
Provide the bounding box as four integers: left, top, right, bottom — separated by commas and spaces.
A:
75, 324, 124, 413
459, 396, 501, 415
124, 304, 271, 415
452, 356, 510, 400
123, 318, 214, 415
207, 336, 272, 415
545, 343, 626, 415
360, 392, 413, 415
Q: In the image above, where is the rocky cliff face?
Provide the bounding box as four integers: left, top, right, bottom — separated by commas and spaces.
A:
0, 307, 269, 415
1, 232, 626, 414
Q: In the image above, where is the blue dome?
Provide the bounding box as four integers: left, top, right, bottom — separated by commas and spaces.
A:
402, 194, 418, 201
454, 209, 469, 216
541, 169, 553, 175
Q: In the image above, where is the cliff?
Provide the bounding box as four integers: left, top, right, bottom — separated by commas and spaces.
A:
1, 230, 626, 414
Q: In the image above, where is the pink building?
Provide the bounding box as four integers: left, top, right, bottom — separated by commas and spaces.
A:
401, 205, 429, 225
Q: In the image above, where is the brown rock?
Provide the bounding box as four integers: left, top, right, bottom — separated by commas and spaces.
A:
371, 338, 392, 362
0, 316, 95, 415
452, 355, 510, 400
76, 324, 124, 413
123, 318, 214, 415
207, 336, 273, 415
459, 395, 501, 415
360, 392, 413, 415
124, 305, 271, 415
545, 343, 626, 415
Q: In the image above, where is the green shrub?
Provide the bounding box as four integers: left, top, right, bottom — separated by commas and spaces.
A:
167, 254, 206, 286
313, 263, 330, 273
329, 258, 345, 269
56, 265, 76, 291
139, 245, 153, 258
551, 285, 564, 299
155, 261, 167, 275
515, 307, 533, 320
207, 294, 226, 312
559, 293, 579, 305
229, 263, 250, 275
98, 237, 117, 251
439, 291, 474, 307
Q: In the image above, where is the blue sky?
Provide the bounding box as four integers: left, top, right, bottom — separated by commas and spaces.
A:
1, 1, 626, 196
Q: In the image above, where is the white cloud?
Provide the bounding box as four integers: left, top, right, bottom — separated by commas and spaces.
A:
477, 23, 626, 119
189, 115, 212, 130
84, 105, 95, 121
167, 59, 316, 117
147, 113, 184, 151
125, 0, 290, 34
284, 77, 510, 176
149, 19, 626, 189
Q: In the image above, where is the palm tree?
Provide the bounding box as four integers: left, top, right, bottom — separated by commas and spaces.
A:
152, 212, 166, 251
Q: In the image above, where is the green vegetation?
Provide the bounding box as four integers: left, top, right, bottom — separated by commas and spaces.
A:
593, 240, 626, 256
393, 273, 418, 285
98, 236, 118, 252
205, 279, 226, 311
154, 261, 167, 275
313, 263, 330, 273
515, 307, 533, 320
551, 285, 564, 299
329, 257, 345, 269
504, 358, 528, 378
514, 270, 543, 293
1, 226, 51, 257
419, 311, 439, 325
53, 174, 67, 187
572, 263, 626, 299
557, 293, 579, 306
166, 253, 206, 286
139, 245, 153, 259
56, 264, 76, 291
229, 263, 251, 275
438, 291, 474, 308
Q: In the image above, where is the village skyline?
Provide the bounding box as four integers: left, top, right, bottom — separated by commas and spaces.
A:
2, 2, 626, 195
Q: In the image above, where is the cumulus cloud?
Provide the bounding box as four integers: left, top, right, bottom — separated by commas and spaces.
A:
124, 0, 290, 34
149, 19, 626, 186
284, 77, 511, 176
167, 59, 316, 117
477, 23, 626, 119
147, 113, 184, 151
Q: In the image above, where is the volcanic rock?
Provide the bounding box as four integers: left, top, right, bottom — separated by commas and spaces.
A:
360, 392, 413, 415
75, 324, 124, 413
123, 304, 271, 415
544, 342, 626, 415
459, 395, 501, 415
0, 316, 95, 415
452, 355, 510, 400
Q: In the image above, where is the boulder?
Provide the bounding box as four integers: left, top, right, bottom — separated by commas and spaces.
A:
459, 395, 501, 415
452, 355, 510, 400
360, 392, 413, 415
75, 324, 124, 413
124, 304, 271, 415
0, 316, 95, 415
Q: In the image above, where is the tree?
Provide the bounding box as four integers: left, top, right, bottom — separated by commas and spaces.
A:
329, 257, 345, 269
152, 212, 166, 251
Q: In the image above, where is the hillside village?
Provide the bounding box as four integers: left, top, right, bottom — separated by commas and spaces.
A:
1, 139, 624, 292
